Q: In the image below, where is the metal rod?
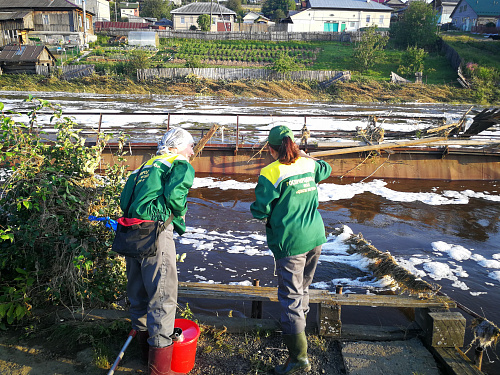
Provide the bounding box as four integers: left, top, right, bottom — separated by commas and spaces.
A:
107, 329, 137, 375
251, 279, 263, 319
236, 115, 239, 152
10, 110, 447, 122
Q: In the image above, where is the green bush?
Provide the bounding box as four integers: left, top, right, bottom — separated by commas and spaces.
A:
0, 97, 129, 326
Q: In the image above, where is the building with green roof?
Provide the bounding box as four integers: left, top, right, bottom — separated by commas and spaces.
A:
450, 0, 500, 31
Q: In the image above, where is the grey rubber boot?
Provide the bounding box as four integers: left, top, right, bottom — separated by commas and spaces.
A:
274, 331, 311, 374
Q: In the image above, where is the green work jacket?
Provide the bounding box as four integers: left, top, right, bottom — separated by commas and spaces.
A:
120, 152, 195, 235
250, 157, 332, 260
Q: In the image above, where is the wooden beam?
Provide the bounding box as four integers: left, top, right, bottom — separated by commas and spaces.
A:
309, 137, 448, 157
178, 282, 456, 308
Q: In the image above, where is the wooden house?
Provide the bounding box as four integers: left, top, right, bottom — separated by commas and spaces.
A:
0, 44, 56, 74
0, 0, 96, 47
451, 0, 500, 31
170, 3, 237, 32
0, 10, 34, 46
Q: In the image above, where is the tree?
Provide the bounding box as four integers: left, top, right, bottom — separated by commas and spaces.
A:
261, 0, 295, 21
271, 52, 301, 77
226, 0, 243, 16
126, 50, 151, 77
140, 0, 174, 20
197, 14, 211, 32
352, 25, 389, 72
390, 1, 439, 49
397, 46, 428, 77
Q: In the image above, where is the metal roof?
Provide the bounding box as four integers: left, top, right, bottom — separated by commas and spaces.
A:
308, 0, 393, 11
0, 44, 55, 63
0, 0, 82, 10
171, 3, 236, 15
0, 10, 30, 20
466, 0, 500, 17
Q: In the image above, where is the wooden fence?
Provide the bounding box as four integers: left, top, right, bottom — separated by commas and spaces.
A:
137, 67, 351, 82
35, 64, 95, 78
439, 39, 463, 71
155, 29, 364, 42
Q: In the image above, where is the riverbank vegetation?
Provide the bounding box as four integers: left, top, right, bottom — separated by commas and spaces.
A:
0, 97, 128, 327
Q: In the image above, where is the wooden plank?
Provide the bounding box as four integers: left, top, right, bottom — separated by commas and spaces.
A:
316, 139, 500, 149
432, 347, 484, 375
309, 137, 448, 157
178, 282, 456, 308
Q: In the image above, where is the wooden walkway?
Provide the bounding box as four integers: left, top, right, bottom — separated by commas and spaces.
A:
178, 281, 456, 308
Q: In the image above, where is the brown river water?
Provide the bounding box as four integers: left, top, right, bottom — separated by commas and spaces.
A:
2, 91, 499, 373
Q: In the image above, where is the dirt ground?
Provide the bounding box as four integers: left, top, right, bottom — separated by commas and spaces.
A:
0, 306, 449, 375
0, 321, 345, 375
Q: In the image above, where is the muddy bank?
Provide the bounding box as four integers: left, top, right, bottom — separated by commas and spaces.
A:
0, 74, 478, 104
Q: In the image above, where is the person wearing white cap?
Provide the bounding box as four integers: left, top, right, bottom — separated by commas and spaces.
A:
119, 127, 195, 375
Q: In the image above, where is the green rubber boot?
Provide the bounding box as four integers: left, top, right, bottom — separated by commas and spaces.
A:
274, 332, 311, 374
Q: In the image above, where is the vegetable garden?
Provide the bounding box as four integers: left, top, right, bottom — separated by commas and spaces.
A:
158, 39, 320, 67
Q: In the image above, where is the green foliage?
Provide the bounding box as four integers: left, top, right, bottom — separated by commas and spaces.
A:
390, 1, 439, 49
185, 56, 204, 68
226, 0, 244, 15
397, 46, 428, 76
261, 0, 296, 21
140, 0, 174, 20
465, 64, 500, 104
0, 96, 129, 325
197, 14, 211, 32
270, 52, 299, 74
0, 268, 34, 328
353, 26, 389, 72
125, 49, 152, 77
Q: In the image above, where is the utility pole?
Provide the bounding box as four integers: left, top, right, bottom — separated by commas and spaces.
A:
83, 0, 88, 48
210, 0, 213, 32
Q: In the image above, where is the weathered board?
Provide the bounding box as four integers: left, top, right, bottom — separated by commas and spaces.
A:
178, 282, 456, 308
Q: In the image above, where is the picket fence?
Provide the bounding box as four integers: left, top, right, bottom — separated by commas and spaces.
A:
137, 67, 350, 82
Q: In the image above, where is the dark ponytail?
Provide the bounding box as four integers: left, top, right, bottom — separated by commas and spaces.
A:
270, 136, 300, 165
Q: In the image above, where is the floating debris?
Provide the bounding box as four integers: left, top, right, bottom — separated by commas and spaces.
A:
471, 318, 500, 349
331, 228, 439, 297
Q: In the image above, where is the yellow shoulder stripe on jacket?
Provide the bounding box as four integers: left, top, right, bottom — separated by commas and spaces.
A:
130, 153, 185, 174
261, 157, 316, 188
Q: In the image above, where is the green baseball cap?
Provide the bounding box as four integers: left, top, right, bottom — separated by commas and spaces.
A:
268, 125, 294, 146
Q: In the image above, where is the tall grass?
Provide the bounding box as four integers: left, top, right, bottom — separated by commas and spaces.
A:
441, 33, 500, 70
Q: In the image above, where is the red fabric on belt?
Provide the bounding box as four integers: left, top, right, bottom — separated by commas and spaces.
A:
118, 217, 154, 226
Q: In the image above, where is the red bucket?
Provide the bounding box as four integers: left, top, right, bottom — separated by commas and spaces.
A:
171, 318, 201, 374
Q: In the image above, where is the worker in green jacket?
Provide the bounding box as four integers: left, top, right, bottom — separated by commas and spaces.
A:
250, 125, 332, 374
120, 127, 195, 375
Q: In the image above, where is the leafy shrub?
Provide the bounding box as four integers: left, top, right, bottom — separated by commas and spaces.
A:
0, 97, 129, 325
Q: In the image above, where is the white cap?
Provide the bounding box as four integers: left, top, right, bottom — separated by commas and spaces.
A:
157, 127, 194, 155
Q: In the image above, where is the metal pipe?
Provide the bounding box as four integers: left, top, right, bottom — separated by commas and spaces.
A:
336, 285, 343, 294
107, 329, 137, 375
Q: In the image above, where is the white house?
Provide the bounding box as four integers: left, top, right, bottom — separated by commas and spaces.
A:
451, 0, 500, 31
86, 0, 111, 22
171, 3, 236, 31
286, 0, 393, 32
120, 2, 139, 19
431, 0, 459, 25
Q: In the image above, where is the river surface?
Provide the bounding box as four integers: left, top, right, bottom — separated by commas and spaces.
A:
1, 91, 499, 374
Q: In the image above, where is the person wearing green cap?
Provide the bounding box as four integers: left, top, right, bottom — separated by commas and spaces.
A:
250, 125, 332, 374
